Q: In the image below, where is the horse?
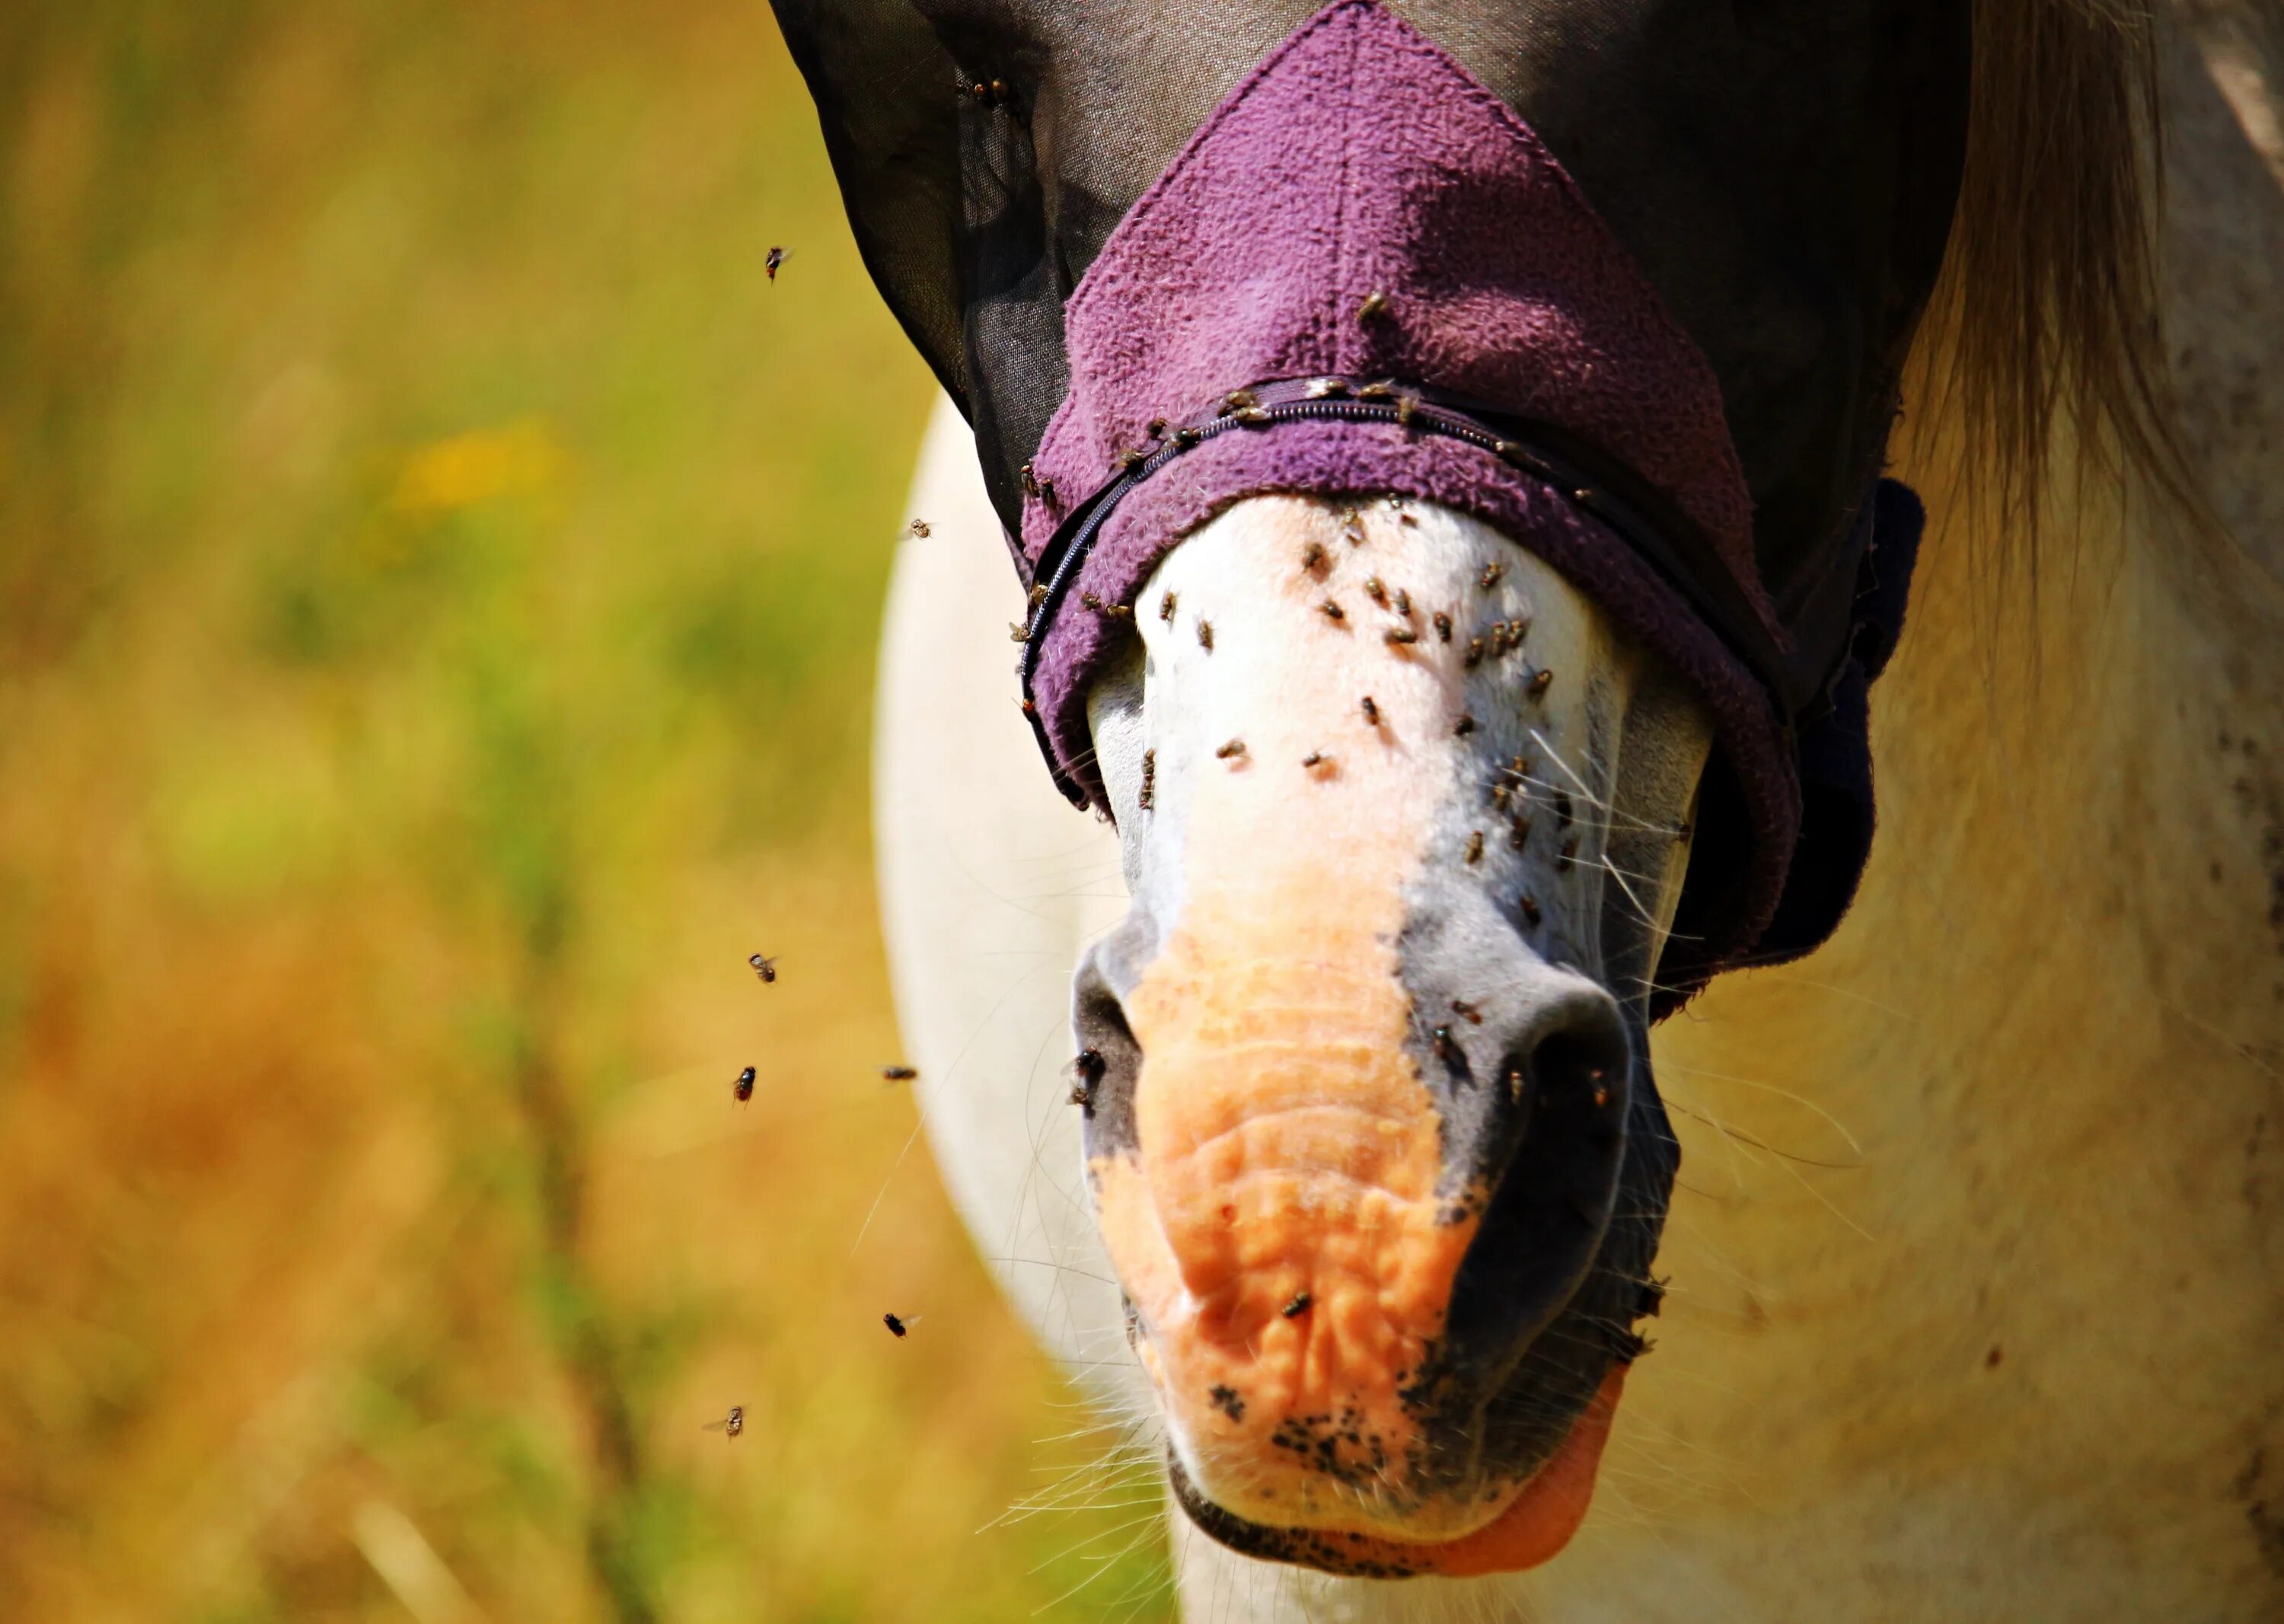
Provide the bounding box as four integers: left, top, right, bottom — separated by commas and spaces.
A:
786, 0, 2284, 1615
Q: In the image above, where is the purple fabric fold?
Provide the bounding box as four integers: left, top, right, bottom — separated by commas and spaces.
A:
1018, 0, 1765, 580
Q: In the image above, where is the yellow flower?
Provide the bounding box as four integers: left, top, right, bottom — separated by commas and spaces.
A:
388, 419, 567, 520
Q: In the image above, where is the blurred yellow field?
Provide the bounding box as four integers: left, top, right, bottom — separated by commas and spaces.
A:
0, 4, 1170, 1618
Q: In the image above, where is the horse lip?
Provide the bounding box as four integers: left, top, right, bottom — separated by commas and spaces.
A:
1163, 1364, 1628, 1578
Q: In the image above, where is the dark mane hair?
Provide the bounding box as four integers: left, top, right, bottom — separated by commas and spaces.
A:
1905, 0, 2196, 534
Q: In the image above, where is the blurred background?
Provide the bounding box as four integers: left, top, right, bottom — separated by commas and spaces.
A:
0, 3, 1169, 1619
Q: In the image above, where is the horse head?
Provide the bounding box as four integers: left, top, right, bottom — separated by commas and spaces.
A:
780, 0, 1966, 1575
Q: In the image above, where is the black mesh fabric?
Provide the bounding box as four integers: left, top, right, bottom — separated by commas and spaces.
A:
770, 0, 1969, 639
770, 0, 968, 397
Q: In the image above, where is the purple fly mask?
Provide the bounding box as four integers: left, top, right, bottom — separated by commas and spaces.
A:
1011, 0, 1918, 1010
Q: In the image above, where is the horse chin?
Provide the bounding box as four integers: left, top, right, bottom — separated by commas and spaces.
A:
1164, 1365, 1628, 1578
1077, 493, 1707, 1579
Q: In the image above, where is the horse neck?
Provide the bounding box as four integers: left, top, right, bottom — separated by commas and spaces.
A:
1625, 469, 2284, 1550
1687, 469, 2284, 1153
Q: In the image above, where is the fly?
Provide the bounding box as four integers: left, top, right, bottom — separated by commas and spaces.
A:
1070, 1048, 1106, 1109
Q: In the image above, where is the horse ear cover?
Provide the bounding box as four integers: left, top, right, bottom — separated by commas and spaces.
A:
1013, 0, 1918, 1014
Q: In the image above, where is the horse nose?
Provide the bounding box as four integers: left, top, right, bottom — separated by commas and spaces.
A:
1069, 920, 1148, 1156
1389, 868, 1634, 1402
1069, 878, 1636, 1534
1417, 956, 1633, 1399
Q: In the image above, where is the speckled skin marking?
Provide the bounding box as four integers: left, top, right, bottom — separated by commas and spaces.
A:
1080, 496, 1707, 1555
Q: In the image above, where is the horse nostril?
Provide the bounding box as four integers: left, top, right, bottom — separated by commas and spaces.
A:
1070, 933, 1147, 1156
1520, 1017, 1630, 1135
1437, 977, 1634, 1379
1478, 983, 1630, 1196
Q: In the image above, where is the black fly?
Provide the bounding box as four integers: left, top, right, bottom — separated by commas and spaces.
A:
1070, 1048, 1106, 1108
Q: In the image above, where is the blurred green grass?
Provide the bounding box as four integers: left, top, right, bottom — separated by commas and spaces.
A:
0, 3, 1171, 1619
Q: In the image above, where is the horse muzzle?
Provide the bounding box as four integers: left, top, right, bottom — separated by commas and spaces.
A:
1073, 869, 1642, 1569
1069, 498, 1667, 1570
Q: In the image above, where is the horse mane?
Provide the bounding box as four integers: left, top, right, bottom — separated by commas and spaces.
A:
1904, 0, 2197, 540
